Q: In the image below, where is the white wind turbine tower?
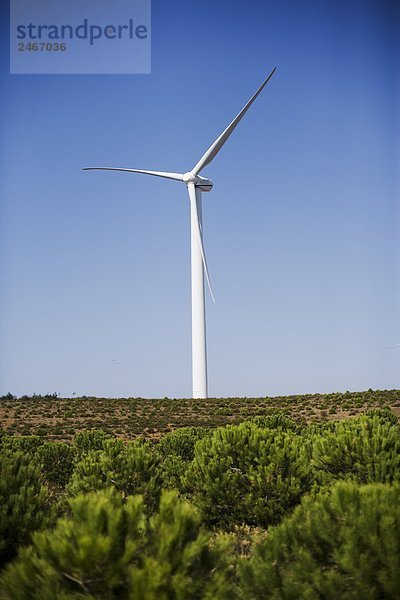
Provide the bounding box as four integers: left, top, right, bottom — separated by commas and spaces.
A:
84, 67, 276, 399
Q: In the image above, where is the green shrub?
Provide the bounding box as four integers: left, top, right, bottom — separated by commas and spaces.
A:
186, 422, 313, 528
312, 415, 400, 485
244, 412, 301, 433
73, 429, 112, 454
364, 407, 398, 426
239, 481, 400, 599
0, 489, 232, 599
0, 452, 52, 568
129, 490, 232, 599
158, 427, 212, 462
1, 435, 44, 454
304, 419, 340, 436
159, 453, 188, 490
68, 440, 162, 512
33, 443, 75, 488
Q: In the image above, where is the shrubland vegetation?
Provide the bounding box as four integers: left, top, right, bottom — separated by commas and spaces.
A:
0, 388, 399, 441
0, 392, 399, 598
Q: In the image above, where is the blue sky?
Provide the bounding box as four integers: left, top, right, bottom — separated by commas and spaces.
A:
0, 0, 399, 398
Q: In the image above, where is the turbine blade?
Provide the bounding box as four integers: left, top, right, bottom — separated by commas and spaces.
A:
187, 183, 215, 303
192, 67, 277, 175
83, 167, 184, 182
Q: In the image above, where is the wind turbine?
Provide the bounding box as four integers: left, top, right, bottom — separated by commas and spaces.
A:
84, 67, 276, 399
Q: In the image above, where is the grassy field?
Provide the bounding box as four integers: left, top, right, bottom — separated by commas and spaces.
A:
1, 388, 399, 441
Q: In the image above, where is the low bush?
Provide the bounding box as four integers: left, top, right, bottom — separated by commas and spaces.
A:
244, 412, 302, 433
159, 453, 188, 490
186, 422, 313, 528
0, 489, 232, 600
239, 481, 400, 599
158, 427, 212, 462
364, 407, 398, 426
312, 415, 400, 485
1, 435, 44, 454
73, 429, 113, 454
33, 442, 75, 488
0, 452, 52, 569
68, 439, 162, 512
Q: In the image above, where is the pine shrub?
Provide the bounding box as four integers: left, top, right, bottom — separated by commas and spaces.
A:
33, 442, 75, 488
73, 429, 112, 455
239, 481, 400, 599
0, 489, 232, 599
129, 490, 232, 599
67, 439, 162, 512
158, 427, 212, 462
244, 412, 301, 433
1, 435, 44, 454
312, 415, 400, 485
0, 452, 52, 568
186, 422, 313, 528
159, 453, 188, 490
304, 420, 338, 436
364, 407, 398, 426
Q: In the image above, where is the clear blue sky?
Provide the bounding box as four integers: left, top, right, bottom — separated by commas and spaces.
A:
1, 0, 399, 398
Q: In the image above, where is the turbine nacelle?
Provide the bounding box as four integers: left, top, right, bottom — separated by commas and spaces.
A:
183, 172, 213, 192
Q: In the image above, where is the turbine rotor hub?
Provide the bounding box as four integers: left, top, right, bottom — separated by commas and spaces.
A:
182, 172, 213, 192
183, 172, 198, 184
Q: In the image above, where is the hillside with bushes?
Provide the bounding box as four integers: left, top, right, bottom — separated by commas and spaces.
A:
0, 405, 399, 598
1, 388, 399, 440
